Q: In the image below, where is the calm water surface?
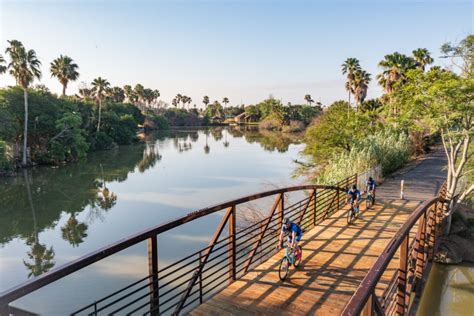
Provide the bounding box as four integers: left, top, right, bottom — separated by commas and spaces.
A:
0, 127, 305, 314
417, 263, 474, 315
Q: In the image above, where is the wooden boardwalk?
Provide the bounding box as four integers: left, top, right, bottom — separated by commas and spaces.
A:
190, 148, 446, 315
190, 198, 422, 315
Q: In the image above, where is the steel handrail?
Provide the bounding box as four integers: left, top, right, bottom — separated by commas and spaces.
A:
341, 197, 439, 315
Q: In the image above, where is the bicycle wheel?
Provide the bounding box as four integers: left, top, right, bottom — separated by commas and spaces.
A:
293, 246, 303, 268
279, 257, 290, 281
347, 208, 353, 224
365, 197, 369, 210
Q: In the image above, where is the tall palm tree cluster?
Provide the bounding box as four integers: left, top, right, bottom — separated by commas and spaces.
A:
341, 58, 371, 109
377, 49, 433, 94
341, 48, 433, 111
172, 94, 193, 109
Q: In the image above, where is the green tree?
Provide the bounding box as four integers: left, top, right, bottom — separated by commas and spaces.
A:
50, 55, 79, 96
5, 40, 42, 166
0, 54, 6, 74
134, 84, 145, 110
304, 100, 370, 161
353, 70, 371, 108
441, 35, 474, 77
412, 48, 433, 72
123, 85, 136, 104
341, 58, 361, 105
222, 97, 229, 116
91, 77, 110, 131
304, 94, 314, 106
108, 86, 125, 103
203, 95, 209, 108
390, 68, 473, 204
377, 52, 416, 94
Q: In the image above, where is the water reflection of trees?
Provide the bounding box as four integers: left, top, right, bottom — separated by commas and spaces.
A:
228, 126, 302, 153
0, 143, 161, 278
61, 215, 88, 247
23, 235, 55, 278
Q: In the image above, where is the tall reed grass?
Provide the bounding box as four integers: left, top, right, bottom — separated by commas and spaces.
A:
317, 130, 410, 184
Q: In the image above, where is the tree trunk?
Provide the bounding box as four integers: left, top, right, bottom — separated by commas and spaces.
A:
62, 83, 67, 96
22, 88, 29, 166
97, 98, 102, 132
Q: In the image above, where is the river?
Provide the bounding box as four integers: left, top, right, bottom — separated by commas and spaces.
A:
0, 126, 305, 314
417, 263, 474, 315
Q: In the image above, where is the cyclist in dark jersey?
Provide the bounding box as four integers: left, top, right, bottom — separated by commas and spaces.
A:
347, 184, 361, 213
365, 177, 376, 196
277, 218, 302, 251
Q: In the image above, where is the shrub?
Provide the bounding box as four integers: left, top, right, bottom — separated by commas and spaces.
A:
259, 117, 282, 131
282, 120, 305, 133
89, 131, 115, 151
0, 140, 13, 171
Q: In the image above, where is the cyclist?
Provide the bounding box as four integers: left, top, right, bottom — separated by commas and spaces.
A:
347, 184, 361, 214
277, 218, 302, 256
365, 176, 376, 199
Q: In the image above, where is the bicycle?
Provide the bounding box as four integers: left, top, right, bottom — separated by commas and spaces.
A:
346, 200, 360, 224
365, 190, 375, 209
277, 241, 302, 281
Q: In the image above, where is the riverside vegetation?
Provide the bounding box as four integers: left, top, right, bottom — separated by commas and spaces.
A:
301, 35, 473, 206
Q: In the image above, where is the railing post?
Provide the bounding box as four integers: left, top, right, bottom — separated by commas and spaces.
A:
361, 291, 373, 316
279, 192, 284, 226
199, 251, 203, 304
148, 235, 159, 315
397, 235, 409, 315
313, 189, 317, 226
228, 205, 236, 282
0, 303, 9, 316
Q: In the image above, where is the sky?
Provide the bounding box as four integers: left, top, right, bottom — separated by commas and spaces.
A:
0, 0, 472, 107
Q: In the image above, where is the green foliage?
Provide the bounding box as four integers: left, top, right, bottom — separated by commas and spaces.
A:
304, 100, 371, 161
0, 87, 143, 168
0, 140, 13, 170
317, 131, 411, 184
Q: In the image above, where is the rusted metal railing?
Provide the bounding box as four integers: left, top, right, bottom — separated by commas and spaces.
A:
342, 182, 448, 316
0, 175, 356, 315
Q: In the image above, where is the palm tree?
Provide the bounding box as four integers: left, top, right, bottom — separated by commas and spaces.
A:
304, 94, 314, 106
123, 85, 136, 104
134, 84, 145, 110
222, 97, 229, 118
0, 54, 6, 74
341, 58, 361, 105
91, 77, 110, 132
187, 97, 192, 110
353, 70, 371, 109
172, 97, 178, 108
6, 40, 42, 166
203, 95, 210, 108
50, 55, 79, 96
108, 86, 125, 103
377, 52, 416, 93
412, 48, 433, 72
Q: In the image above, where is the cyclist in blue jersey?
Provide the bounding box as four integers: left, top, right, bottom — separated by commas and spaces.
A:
347, 184, 361, 214
277, 218, 303, 251
365, 177, 376, 197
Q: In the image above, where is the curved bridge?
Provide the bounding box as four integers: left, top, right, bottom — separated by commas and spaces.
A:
0, 170, 449, 316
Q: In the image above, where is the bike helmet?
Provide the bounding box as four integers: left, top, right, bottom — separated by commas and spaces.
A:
283, 217, 291, 226
351, 184, 357, 190
368, 176, 373, 182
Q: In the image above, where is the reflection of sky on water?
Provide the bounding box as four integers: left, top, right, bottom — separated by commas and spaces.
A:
0, 127, 304, 315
